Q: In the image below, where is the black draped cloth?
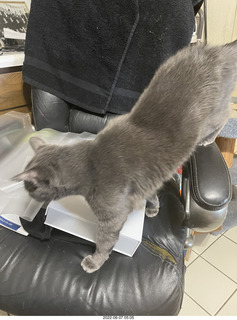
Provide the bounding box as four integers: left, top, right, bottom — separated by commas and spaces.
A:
23, 0, 202, 115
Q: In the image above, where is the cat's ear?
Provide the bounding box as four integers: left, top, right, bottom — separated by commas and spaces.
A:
29, 137, 45, 152
12, 169, 40, 186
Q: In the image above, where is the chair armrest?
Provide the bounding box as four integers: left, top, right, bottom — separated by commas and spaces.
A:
181, 143, 232, 232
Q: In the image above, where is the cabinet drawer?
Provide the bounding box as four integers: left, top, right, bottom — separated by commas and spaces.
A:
0, 71, 31, 111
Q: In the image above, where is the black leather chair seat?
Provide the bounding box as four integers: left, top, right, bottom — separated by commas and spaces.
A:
0, 180, 186, 315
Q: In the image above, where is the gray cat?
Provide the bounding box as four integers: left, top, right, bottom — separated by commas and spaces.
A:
13, 40, 237, 273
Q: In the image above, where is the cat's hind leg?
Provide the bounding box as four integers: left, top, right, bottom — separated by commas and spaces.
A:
146, 193, 160, 218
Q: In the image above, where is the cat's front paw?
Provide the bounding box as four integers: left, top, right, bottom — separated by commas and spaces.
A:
81, 255, 103, 273
145, 206, 159, 218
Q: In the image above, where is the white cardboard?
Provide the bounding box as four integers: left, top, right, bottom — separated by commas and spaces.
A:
45, 195, 145, 257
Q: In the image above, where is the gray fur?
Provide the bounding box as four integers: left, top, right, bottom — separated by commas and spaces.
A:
13, 40, 237, 273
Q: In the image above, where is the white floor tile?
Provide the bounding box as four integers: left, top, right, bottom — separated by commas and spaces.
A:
185, 257, 236, 315
0, 310, 8, 316
202, 236, 237, 282
192, 233, 221, 255
185, 250, 199, 267
179, 293, 210, 316
224, 225, 237, 244
216, 290, 237, 316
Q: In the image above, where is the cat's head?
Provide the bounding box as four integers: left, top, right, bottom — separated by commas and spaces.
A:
12, 137, 63, 202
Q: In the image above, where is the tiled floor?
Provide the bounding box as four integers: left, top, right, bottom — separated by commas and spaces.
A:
179, 226, 237, 316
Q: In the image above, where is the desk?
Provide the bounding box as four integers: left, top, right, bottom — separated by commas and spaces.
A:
0, 52, 31, 118
0, 52, 24, 69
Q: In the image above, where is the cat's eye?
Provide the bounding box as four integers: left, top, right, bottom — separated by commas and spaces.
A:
42, 179, 50, 186
24, 181, 38, 192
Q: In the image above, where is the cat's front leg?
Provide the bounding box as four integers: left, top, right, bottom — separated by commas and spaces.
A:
81, 254, 105, 274
81, 214, 128, 273
146, 193, 160, 217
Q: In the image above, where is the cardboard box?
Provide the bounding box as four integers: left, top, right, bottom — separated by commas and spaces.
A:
45, 195, 145, 257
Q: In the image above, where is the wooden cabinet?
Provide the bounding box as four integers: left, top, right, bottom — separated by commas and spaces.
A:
0, 67, 31, 118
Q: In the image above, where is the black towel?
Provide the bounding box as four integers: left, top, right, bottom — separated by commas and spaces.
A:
23, 0, 202, 116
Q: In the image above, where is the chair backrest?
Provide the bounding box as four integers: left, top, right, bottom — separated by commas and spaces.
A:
31, 87, 117, 134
